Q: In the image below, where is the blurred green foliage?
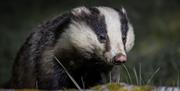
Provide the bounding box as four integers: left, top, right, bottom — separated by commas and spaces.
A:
0, 0, 180, 86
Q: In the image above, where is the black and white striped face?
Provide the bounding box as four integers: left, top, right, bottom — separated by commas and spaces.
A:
63, 6, 134, 64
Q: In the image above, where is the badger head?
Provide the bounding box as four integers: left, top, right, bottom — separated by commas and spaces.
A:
56, 6, 134, 65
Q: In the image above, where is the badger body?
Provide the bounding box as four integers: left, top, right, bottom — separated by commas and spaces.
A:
9, 6, 134, 90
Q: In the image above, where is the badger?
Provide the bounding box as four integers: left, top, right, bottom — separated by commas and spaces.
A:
8, 6, 134, 90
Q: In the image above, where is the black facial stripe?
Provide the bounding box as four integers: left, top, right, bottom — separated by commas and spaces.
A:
88, 7, 100, 15
71, 7, 110, 52
114, 8, 129, 48
87, 7, 108, 43
88, 7, 111, 51
105, 36, 111, 52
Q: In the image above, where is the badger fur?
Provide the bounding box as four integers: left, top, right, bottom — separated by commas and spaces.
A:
9, 6, 134, 90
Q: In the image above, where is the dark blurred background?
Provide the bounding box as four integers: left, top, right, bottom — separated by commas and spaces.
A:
0, 0, 180, 87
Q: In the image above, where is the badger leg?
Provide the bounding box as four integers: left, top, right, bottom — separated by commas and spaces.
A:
37, 69, 68, 90
110, 66, 121, 83
10, 58, 37, 88
9, 40, 37, 89
36, 50, 69, 90
101, 66, 121, 83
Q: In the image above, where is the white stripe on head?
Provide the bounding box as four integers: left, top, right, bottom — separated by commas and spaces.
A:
126, 23, 135, 52
96, 7, 126, 61
55, 6, 134, 64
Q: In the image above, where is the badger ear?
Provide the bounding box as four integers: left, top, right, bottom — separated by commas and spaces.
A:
121, 7, 127, 14
71, 6, 90, 16
114, 6, 128, 16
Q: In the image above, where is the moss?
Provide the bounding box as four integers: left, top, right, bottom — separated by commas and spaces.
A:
91, 83, 154, 91
91, 84, 103, 91
15, 89, 41, 91
132, 86, 153, 91
91, 83, 128, 91
63, 89, 79, 91
106, 83, 128, 91
10, 83, 154, 91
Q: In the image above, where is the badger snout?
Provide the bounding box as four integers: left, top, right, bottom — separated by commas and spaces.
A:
113, 53, 127, 64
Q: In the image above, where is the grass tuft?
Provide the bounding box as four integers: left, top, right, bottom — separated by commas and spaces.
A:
146, 67, 160, 85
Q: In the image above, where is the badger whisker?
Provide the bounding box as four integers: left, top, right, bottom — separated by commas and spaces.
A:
54, 56, 82, 90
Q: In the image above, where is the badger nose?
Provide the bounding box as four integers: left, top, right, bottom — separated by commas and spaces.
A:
113, 53, 127, 64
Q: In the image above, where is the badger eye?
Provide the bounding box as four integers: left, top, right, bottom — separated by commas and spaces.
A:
99, 34, 107, 43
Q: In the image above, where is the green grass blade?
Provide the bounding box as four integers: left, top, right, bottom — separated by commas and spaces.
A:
139, 63, 142, 86
146, 67, 160, 85
54, 56, 82, 90
133, 67, 139, 85
122, 64, 133, 84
